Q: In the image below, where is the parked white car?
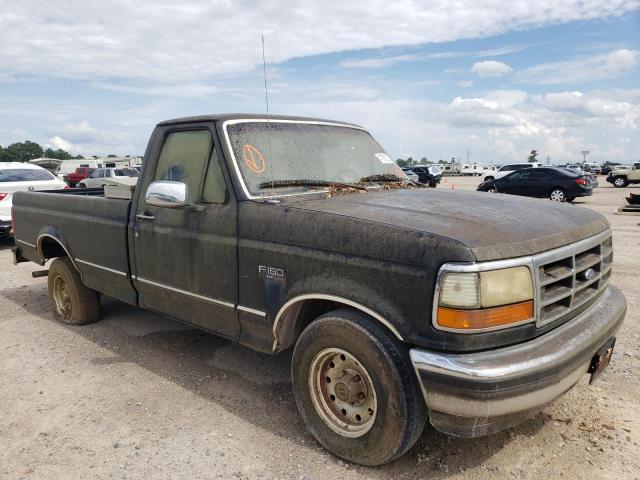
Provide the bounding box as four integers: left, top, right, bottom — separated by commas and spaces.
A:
0, 162, 66, 236
484, 162, 542, 181
78, 167, 140, 189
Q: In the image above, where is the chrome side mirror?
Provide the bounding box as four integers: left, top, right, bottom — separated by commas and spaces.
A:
145, 181, 188, 208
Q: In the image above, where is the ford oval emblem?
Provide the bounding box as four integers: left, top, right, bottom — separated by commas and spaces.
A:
28, 186, 35, 191
582, 268, 597, 281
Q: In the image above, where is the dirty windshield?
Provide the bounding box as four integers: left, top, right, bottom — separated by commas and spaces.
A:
226, 121, 405, 197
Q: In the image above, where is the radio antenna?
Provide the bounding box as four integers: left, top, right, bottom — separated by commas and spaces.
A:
262, 34, 270, 120
261, 34, 275, 195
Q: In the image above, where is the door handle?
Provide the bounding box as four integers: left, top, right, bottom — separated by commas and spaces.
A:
136, 213, 155, 221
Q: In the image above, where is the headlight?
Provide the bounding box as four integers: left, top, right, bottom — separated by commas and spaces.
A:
435, 266, 534, 332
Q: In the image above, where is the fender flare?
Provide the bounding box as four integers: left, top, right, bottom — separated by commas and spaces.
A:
271, 293, 404, 352
36, 227, 80, 272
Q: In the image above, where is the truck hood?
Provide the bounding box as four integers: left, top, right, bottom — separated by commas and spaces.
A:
286, 188, 609, 261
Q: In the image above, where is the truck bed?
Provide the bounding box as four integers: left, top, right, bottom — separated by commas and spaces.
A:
12, 189, 137, 305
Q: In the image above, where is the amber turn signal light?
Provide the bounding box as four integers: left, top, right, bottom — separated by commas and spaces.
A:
437, 300, 534, 331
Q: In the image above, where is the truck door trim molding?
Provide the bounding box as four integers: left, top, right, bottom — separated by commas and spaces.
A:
272, 294, 404, 351
237, 305, 267, 317
75, 258, 128, 277
15, 239, 36, 249
132, 275, 235, 309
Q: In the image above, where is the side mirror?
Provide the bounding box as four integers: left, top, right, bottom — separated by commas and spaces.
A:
145, 181, 188, 208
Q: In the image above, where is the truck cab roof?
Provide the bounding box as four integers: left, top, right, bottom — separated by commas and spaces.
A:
157, 113, 364, 129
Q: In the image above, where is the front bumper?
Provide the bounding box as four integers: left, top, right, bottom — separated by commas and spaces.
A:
410, 285, 626, 437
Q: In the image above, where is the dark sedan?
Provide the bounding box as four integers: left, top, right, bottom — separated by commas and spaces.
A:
477, 167, 594, 202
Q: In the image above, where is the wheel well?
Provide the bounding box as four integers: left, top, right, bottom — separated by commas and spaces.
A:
39, 236, 68, 259
273, 297, 402, 352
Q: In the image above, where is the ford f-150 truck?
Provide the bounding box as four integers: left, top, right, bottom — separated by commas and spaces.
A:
11, 114, 627, 466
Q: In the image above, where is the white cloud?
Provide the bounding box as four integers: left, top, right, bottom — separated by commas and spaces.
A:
447, 97, 519, 127
458, 80, 473, 88
535, 91, 638, 128
340, 55, 416, 69
471, 60, 514, 77
485, 90, 528, 107
1, 1, 638, 81
49, 136, 76, 153
516, 49, 639, 84
441, 89, 639, 162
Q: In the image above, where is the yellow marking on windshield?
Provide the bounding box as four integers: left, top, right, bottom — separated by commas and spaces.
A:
243, 144, 266, 174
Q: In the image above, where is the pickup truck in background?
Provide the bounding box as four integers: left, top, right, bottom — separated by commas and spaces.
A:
11, 114, 627, 466
607, 162, 640, 188
66, 166, 95, 187
78, 167, 140, 189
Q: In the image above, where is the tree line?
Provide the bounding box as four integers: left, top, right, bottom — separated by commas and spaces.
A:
0, 140, 84, 163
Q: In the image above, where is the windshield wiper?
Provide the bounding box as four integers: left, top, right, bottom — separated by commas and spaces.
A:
258, 179, 367, 191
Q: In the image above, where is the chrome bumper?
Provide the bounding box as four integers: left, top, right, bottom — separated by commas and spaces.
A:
410, 285, 626, 437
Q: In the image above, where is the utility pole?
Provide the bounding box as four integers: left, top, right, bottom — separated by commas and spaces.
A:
581, 150, 590, 163
466, 150, 471, 164
546, 155, 551, 165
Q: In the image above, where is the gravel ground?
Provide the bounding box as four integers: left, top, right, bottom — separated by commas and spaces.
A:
1, 178, 638, 480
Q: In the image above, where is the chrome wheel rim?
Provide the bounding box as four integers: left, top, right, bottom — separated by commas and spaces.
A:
614, 178, 624, 187
53, 275, 72, 319
308, 348, 377, 438
550, 190, 565, 201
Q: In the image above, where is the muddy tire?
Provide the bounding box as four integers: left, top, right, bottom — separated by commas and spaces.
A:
291, 309, 426, 466
612, 176, 628, 188
47, 257, 100, 325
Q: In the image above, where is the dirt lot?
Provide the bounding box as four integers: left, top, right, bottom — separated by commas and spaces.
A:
1, 178, 638, 480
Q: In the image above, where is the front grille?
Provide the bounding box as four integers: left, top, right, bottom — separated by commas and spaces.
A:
534, 231, 612, 327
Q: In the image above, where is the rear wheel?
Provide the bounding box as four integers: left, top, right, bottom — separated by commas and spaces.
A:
613, 177, 628, 188
48, 257, 100, 325
292, 309, 426, 466
550, 188, 567, 202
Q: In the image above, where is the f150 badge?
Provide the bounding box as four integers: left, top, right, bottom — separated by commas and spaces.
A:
259, 265, 285, 280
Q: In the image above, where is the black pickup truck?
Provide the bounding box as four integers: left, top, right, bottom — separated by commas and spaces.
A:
11, 114, 627, 466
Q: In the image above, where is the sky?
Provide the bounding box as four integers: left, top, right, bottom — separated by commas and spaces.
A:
0, 0, 639, 164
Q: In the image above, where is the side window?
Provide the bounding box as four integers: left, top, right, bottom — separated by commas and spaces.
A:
154, 130, 213, 204
531, 169, 551, 178
202, 146, 227, 204
98, 170, 105, 178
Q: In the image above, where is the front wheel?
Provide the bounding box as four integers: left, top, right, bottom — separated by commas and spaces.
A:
48, 257, 100, 325
292, 309, 426, 466
613, 177, 628, 188
550, 188, 567, 202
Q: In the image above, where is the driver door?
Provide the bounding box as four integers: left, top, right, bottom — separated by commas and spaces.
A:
131, 125, 239, 339
499, 170, 527, 194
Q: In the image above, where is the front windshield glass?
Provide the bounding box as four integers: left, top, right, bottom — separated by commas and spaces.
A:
226, 121, 405, 197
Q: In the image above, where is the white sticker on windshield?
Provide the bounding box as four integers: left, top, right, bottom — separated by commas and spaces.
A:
375, 153, 393, 164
